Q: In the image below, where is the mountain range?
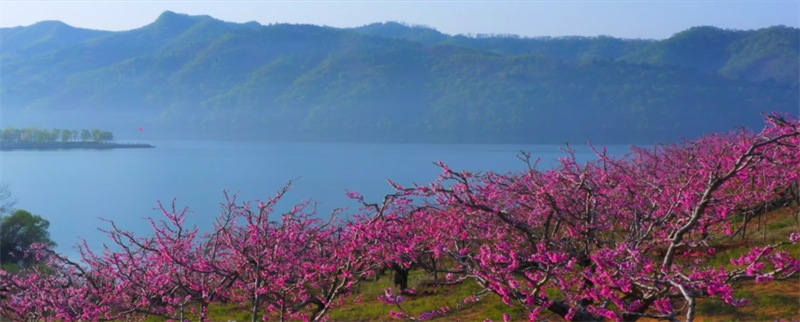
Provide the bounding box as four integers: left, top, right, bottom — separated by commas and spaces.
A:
1, 11, 798, 143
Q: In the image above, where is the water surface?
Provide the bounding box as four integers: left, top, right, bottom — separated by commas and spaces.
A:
0, 140, 632, 258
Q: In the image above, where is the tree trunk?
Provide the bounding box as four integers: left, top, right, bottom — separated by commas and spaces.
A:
392, 264, 410, 291
252, 262, 262, 322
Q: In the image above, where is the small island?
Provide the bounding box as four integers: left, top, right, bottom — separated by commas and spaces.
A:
0, 127, 154, 151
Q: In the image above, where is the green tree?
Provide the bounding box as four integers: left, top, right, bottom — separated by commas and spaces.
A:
51, 128, 61, 143
40, 129, 52, 143
19, 127, 35, 142
91, 129, 102, 142
80, 129, 91, 142
0, 127, 17, 143
100, 131, 114, 142
0, 209, 56, 268
61, 129, 72, 142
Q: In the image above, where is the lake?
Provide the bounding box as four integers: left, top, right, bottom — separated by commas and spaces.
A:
0, 140, 632, 258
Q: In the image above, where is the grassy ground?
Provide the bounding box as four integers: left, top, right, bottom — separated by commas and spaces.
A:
686, 207, 800, 322
141, 273, 537, 322
138, 209, 800, 322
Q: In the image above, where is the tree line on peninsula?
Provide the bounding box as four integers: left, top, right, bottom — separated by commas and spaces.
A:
0, 127, 114, 144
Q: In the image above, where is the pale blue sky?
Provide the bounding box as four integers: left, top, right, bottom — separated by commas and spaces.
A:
1, 1, 798, 39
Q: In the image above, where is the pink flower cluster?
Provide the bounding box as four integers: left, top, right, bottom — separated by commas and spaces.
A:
1, 113, 799, 322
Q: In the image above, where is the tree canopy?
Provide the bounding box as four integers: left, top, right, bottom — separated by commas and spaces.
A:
0, 186, 56, 270
1, 12, 797, 144
0, 209, 55, 268
0, 113, 797, 322
0, 127, 113, 144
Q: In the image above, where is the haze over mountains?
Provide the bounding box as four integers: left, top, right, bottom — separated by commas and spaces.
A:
1, 11, 797, 143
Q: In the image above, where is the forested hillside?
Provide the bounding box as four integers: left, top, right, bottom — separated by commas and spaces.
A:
1, 11, 797, 143
351, 21, 656, 60
620, 25, 799, 83
0, 20, 110, 60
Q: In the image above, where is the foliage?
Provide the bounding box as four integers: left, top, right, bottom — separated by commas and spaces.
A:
620, 25, 799, 83
0, 21, 109, 61
0, 190, 60, 274
349, 22, 449, 46
0, 113, 798, 322
359, 114, 800, 322
619, 26, 748, 72
0, 210, 56, 267
1, 12, 797, 143
721, 25, 800, 83
0, 127, 113, 143
350, 21, 653, 60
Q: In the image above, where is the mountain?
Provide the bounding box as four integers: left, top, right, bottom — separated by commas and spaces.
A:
0, 21, 110, 60
1, 12, 798, 144
619, 25, 799, 83
350, 21, 654, 61
442, 35, 654, 61
349, 22, 449, 45
619, 26, 746, 71
356, 22, 799, 84
720, 25, 800, 83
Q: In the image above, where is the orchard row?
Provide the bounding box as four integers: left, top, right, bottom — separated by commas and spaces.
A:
1, 113, 799, 322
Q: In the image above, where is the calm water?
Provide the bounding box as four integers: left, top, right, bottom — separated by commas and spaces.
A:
0, 141, 631, 258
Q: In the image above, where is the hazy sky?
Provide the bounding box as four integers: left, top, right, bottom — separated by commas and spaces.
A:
1, 1, 798, 39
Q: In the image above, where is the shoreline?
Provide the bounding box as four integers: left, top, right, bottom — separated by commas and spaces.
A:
0, 142, 155, 151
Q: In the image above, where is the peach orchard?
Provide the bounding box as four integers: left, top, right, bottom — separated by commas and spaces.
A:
1, 113, 799, 322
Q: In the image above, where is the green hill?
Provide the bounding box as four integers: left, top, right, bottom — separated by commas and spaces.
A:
0, 21, 110, 60
620, 25, 799, 83
721, 25, 800, 83
348, 21, 450, 45
349, 21, 654, 61
1, 11, 797, 144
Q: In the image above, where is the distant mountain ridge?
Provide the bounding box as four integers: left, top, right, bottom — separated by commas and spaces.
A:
620, 25, 799, 83
349, 21, 656, 61
1, 11, 797, 144
0, 20, 111, 59
351, 22, 798, 83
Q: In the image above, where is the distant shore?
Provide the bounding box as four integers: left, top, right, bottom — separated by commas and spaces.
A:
0, 142, 155, 151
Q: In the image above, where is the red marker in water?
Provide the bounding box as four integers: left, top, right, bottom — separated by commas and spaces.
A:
139, 127, 144, 131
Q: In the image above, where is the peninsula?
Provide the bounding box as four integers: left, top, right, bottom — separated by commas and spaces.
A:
0, 142, 155, 151
0, 127, 154, 150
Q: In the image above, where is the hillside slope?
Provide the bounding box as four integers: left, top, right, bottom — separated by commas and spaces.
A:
620, 25, 799, 83
1, 12, 797, 143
